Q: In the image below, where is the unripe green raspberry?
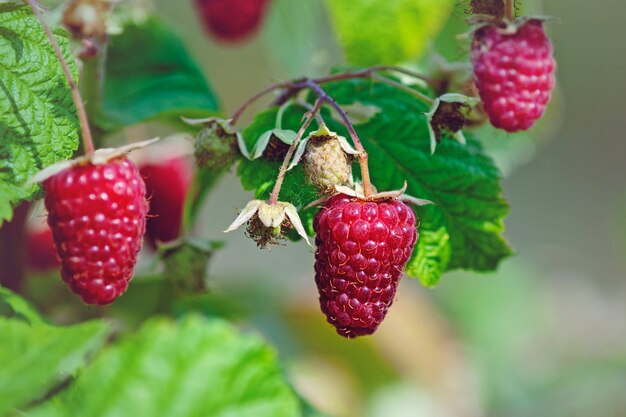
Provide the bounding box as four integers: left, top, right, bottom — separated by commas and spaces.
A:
304, 135, 352, 194
193, 119, 239, 171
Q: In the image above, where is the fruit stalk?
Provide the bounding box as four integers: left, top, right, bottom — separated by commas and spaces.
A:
504, 0, 514, 20
25, 0, 95, 155
305, 81, 374, 197
268, 98, 324, 205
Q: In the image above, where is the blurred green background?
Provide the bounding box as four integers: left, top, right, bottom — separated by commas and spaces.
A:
149, 0, 626, 415
9, 0, 626, 416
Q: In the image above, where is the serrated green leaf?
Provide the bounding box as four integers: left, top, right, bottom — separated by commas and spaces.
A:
324, 0, 452, 65
0, 4, 79, 225
405, 207, 451, 287
323, 79, 512, 283
98, 15, 218, 131
0, 289, 109, 416
27, 316, 302, 417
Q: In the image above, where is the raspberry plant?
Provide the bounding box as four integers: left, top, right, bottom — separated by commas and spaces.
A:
0, 0, 558, 415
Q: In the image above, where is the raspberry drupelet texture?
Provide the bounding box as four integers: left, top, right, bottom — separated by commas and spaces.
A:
43, 158, 148, 305
195, 0, 270, 42
140, 157, 192, 248
313, 194, 418, 338
471, 19, 556, 132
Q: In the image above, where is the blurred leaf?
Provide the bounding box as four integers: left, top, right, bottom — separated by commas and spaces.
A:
0, 286, 45, 325
263, 0, 337, 76
28, 316, 304, 417
0, 4, 79, 225
324, 0, 452, 65
237, 78, 511, 285
0, 289, 109, 416
98, 15, 218, 131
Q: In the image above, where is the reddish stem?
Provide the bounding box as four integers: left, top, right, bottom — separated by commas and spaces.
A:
25, 0, 95, 155
504, 0, 514, 20
268, 98, 324, 205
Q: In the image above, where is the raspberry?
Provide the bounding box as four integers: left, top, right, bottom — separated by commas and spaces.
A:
313, 194, 418, 338
195, 0, 270, 42
26, 227, 59, 271
140, 157, 192, 248
304, 135, 352, 194
471, 19, 556, 132
43, 158, 147, 305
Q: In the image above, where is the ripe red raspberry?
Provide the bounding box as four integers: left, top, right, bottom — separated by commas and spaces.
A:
140, 157, 192, 248
471, 19, 556, 132
43, 158, 147, 305
26, 227, 59, 271
195, 0, 270, 42
313, 194, 418, 338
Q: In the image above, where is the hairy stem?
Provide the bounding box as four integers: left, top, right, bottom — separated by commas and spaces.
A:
504, 0, 514, 20
268, 98, 324, 205
25, 0, 95, 155
304, 81, 373, 197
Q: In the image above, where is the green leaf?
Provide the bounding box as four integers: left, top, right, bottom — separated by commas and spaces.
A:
0, 286, 45, 325
324, 0, 453, 65
98, 15, 218, 131
324, 79, 512, 283
0, 4, 79, 225
237, 78, 511, 285
405, 207, 451, 287
0, 289, 109, 416
28, 316, 303, 417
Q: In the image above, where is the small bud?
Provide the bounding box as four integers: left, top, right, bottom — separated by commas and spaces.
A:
63, 0, 111, 42
426, 94, 478, 153
187, 118, 240, 172
291, 124, 360, 195
224, 200, 310, 249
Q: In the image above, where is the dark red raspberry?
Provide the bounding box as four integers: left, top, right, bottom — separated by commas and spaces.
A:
195, 0, 270, 42
140, 157, 192, 248
26, 227, 59, 271
43, 158, 147, 305
313, 194, 418, 338
471, 19, 556, 132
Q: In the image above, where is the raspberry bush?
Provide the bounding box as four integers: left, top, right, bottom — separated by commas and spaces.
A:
0, 0, 561, 416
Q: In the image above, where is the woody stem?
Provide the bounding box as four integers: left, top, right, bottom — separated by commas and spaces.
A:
25, 0, 95, 155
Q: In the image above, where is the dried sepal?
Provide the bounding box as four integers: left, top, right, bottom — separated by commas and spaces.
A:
252, 129, 297, 159
426, 94, 479, 154
224, 200, 311, 248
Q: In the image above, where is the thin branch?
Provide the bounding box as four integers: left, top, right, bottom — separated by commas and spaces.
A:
25, 0, 95, 155
231, 82, 286, 125
268, 98, 325, 205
